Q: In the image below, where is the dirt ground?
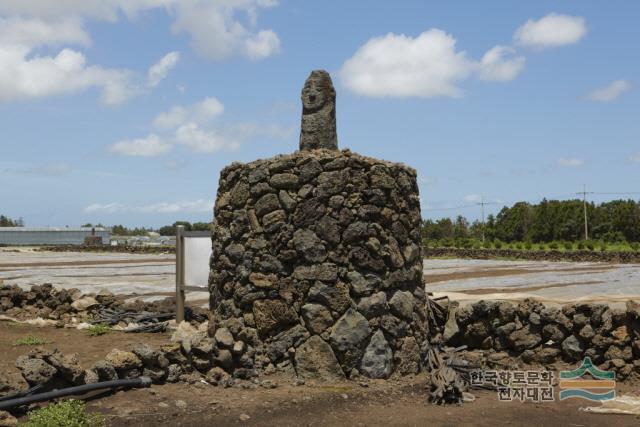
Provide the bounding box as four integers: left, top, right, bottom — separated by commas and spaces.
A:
2, 323, 639, 426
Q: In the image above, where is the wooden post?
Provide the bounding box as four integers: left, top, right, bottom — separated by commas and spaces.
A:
175, 225, 185, 323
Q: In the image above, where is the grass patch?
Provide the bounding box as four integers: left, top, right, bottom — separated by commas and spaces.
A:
14, 335, 49, 346
6, 321, 26, 327
24, 399, 105, 427
86, 323, 111, 337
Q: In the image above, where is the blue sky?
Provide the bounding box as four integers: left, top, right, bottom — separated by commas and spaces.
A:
0, 1, 638, 228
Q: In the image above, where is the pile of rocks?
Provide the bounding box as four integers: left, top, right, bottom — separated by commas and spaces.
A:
0, 283, 198, 326
209, 149, 427, 379
10, 321, 267, 394
0, 283, 111, 323
441, 298, 640, 379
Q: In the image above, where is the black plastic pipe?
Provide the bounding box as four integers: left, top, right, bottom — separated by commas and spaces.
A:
0, 377, 152, 411
0, 384, 43, 402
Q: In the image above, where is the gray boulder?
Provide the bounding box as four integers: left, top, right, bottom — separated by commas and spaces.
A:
329, 308, 371, 370
301, 303, 333, 334
508, 328, 541, 352
295, 336, 345, 381
388, 291, 414, 320
214, 327, 234, 349
357, 292, 388, 319
359, 330, 392, 379
292, 229, 327, 263
561, 335, 584, 360
15, 356, 56, 386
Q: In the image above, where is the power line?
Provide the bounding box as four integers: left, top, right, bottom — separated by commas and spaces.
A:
423, 204, 477, 212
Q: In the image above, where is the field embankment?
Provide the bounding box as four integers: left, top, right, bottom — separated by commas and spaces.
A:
424, 247, 640, 263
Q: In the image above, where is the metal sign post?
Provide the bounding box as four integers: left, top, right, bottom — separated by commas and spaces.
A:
175, 225, 186, 323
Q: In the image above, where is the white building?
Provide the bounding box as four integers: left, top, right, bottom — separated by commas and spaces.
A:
0, 227, 110, 245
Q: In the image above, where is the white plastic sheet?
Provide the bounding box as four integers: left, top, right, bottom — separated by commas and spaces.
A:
581, 395, 640, 415
183, 237, 212, 289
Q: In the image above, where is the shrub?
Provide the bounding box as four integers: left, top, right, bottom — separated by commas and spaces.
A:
493, 240, 503, 249
524, 241, 532, 250
24, 399, 104, 427
577, 241, 585, 250
441, 239, 454, 248
585, 240, 595, 251
563, 241, 573, 251
548, 241, 559, 250
538, 243, 547, 251
514, 242, 523, 250
14, 335, 49, 346
631, 242, 640, 251
87, 324, 110, 337
482, 240, 492, 249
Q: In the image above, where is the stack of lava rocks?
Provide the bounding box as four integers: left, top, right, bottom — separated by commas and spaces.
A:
208, 71, 427, 380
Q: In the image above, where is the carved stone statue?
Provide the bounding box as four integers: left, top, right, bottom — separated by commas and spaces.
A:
299, 70, 338, 151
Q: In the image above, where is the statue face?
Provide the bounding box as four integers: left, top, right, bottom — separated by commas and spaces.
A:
301, 76, 327, 110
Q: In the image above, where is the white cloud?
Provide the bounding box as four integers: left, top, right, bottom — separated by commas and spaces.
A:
557, 157, 584, 167
629, 153, 640, 164
340, 29, 474, 98
175, 123, 240, 153
586, 80, 631, 102
463, 194, 482, 203
479, 45, 525, 81
514, 13, 587, 49
0, 1, 280, 104
0, 17, 90, 47
0, 1, 170, 22
147, 51, 180, 87
245, 29, 281, 60
340, 29, 530, 98
139, 199, 212, 213
170, 0, 280, 61
84, 202, 127, 213
152, 97, 224, 129
152, 106, 188, 129
0, 45, 135, 104
84, 199, 213, 214
2, 162, 72, 176
125, 95, 289, 157
108, 134, 172, 156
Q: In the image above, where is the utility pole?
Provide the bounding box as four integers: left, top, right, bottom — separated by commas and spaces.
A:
476, 197, 497, 244
576, 185, 593, 240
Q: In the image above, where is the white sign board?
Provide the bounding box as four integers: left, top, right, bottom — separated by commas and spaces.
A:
183, 237, 212, 288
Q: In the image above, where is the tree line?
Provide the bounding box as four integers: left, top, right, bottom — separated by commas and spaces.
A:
0, 215, 23, 227
82, 222, 211, 236
422, 198, 640, 243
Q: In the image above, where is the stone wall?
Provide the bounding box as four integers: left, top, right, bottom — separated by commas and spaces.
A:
440, 299, 640, 380
424, 247, 640, 264
209, 149, 427, 379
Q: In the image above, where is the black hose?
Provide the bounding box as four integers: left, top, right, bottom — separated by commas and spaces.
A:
0, 377, 152, 411
0, 384, 44, 402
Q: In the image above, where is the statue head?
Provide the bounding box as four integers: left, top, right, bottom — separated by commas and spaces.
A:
301, 70, 335, 112
299, 70, 338, 151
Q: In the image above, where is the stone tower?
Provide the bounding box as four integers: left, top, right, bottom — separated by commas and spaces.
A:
209, 71, 425, 380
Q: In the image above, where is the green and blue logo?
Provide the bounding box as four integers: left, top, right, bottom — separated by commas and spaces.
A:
559, 357, 616, 401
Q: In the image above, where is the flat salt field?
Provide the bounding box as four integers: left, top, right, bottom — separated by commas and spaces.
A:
0, 248, 209, 305
424, 258, 640, 307
2, 248, 640, 307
